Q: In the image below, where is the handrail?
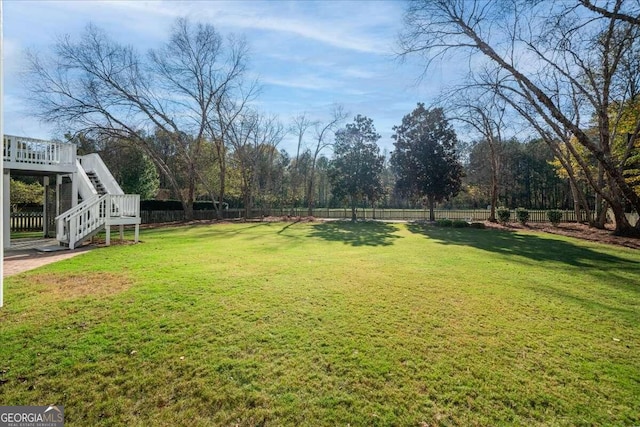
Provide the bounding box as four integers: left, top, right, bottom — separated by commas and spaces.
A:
79, 153, 124, 195
54, 195, 101, 222
76, 159, 99, 200
56, 194, 140, 249
56, 194, 109, 249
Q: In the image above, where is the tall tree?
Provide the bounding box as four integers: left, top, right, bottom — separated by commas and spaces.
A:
329, 115, 385, 221
289, 113, 318, 208
228, 111, 284, 218
27, 18, 252, 220
399, 0, 640, 235
391, 104, 463, 221
447, 89, 507, 221
307, 105, 347, 216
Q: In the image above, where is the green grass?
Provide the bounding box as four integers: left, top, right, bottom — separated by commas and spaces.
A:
1, 221, 639, 426
10, 231, 44, 239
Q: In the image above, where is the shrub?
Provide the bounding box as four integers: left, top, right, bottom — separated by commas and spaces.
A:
497, 207, 511, 225
469, 222, 486, 229
516, 208, 530, 225
452, 220, 470, 228
436, 219, 453, 227
548, 210, 563, 226
140, 200, 225, 211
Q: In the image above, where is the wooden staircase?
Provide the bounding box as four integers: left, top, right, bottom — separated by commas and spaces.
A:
55, 154, 140, 249
85, 171, 107, 196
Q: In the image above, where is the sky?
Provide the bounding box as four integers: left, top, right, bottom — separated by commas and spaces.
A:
2, 0, 467, 155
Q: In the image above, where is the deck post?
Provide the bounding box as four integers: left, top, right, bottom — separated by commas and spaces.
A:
43, 176, 49, 237
71, 171, 78, 207
56, 175, 62, 217
3, 171, 10, 250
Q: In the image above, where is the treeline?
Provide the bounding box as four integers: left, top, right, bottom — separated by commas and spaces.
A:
26, 2, 640, 235
70, 106, 575, 218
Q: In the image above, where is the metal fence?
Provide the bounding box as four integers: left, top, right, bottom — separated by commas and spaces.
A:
267, 208, 589, 222
12, 208, 605, 228
139, 208, 590, 223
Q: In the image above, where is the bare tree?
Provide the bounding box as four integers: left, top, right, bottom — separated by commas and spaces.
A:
578, 0, 640, 26
400, 0, 640, 235
289, 113, 318, 209
307, 105, 348, 216
445, 87, 507, 221
26, 18, 252, 220
228, 111, 285, 218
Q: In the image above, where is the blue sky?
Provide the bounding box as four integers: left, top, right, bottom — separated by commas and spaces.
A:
2, 0, 465, 155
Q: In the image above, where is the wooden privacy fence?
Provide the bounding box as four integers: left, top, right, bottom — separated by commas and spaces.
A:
10, 211, 44, 232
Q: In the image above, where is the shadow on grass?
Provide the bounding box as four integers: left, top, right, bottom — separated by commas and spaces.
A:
407, 224, 640, 315
307, 221, 401, 247
407, 223, 639, 275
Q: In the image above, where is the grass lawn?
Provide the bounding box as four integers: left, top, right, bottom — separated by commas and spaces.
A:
11, 231, 45, 239
1, 221, 638, 426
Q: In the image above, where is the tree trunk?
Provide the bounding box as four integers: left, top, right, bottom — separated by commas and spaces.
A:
307, 174, 315, 217
350, 197, 357, 222
244, 191, 251, 219
610, 201, 638, 236
183, 162, 196, 221
216, 156, 226, 221
489, 140, 498, 222
490, 176, 497, 222
568, 178, 582, 223
183, 201, 194, 222
428, 196, 435, 222
594, 165, 606, 229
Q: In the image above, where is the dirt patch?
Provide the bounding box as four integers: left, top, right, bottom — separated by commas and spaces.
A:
25, 272, 133, 300
484, 221, 640, 249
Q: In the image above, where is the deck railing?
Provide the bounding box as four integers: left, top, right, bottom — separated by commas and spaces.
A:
109, 195, 140, 217
3, 135, 75, 168
56, 194, 141, 249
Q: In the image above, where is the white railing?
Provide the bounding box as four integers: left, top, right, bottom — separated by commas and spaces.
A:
3, 135, 75, 168
56, 195, 108, 250
79, 153, 124, 195
76, 159, 99, 200
56, 194, 140, 249
109, 194, 140, 217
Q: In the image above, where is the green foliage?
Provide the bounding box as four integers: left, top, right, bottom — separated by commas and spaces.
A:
10, 178, 43, 210
452, 220, 470, 228
391, 104, 463, 219
497, 207, 511, 224
548, 209, 563, 226
68, 133, 160, 199
329, 115, 385, 221
516, 208, 530, 225
436, 219, 453, 227
140, 200, 224, 211
467, 138, 566, 210
118, 150, 160, 199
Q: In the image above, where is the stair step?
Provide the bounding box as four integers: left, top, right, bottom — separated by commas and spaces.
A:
85, 171, 108, 195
